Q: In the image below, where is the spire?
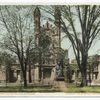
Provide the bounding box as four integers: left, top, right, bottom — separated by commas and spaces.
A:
33, 6, 41, 33
33, 7, 41, 47
54, 6, 61, 20
54, 6, 61, 50
54, 6, 61, 26
34, 7, 41, 17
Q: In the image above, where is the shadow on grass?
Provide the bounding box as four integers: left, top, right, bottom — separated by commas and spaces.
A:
0, 85, 61, 92
66, 84, 100, 93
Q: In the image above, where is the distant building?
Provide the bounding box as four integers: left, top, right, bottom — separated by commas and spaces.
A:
69, 55, 100, 85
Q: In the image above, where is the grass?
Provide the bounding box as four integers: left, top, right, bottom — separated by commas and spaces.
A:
66, 84, 100, 93
0, 85, 61, 92
0, 83, 100, 93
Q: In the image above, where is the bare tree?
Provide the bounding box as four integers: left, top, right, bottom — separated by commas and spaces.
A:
0, 6, 35, 87
60, 5, 100, 86
42, 5, 100, 86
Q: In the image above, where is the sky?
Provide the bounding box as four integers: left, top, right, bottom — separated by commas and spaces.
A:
61, 36, 100, 60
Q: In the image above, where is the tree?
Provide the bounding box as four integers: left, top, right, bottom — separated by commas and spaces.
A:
0, 6, 35, 87
42, 5, 100, 86
60, 5, 100, 86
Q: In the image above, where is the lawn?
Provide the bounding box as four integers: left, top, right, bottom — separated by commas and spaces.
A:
0, 84, 100, 93
66, 84, 100, 93
0, 85, 60, 92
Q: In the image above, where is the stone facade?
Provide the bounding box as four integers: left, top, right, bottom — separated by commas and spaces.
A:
33, 7, 64, 84
70, 55, 100, 85
0, 65, 6, 84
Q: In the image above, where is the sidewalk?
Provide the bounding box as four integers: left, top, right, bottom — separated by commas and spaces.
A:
0, 92, 100, 97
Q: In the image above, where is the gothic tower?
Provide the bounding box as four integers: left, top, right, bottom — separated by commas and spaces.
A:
54, 6, 61, 47
54, 6, 61, 63
33, 6, 65, 84
33, 7, 41, 82
34, 7, 41, 47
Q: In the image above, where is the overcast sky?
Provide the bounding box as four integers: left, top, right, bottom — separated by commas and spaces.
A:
61, 35, 100, 60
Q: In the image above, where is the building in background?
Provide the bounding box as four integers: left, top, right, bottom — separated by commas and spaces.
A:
32, 7, 68, 84
69, 55, 100, 85
0, 7, 68, 86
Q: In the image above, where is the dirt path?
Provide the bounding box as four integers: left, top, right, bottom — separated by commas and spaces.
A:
54, 81, 67, 92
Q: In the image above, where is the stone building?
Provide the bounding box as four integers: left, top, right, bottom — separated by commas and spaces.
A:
32, 7, 65, 84
88, 55, 100, 85
0, 7, 67, 85
69, 55, 100, 85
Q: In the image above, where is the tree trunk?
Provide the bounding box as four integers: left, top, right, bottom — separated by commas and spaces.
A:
28, 65, 32, 83
89, 65, 92, 86
39, 66, 42, 82
80, 70, 87, 87
23, 71, 27, 87
20, 63, 27, 87
39, 50, 42, 82
80, 54, 88, 87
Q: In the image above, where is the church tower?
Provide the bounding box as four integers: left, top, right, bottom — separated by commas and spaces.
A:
54, 6, 61, 47
33, 7, 41, 82
34, 7, 41, 47
54, 6, 61, 63
33, 6, 66, 84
